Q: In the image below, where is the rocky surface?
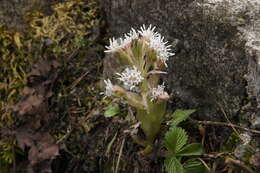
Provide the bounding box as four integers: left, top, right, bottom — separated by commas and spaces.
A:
100, 0, 260, 122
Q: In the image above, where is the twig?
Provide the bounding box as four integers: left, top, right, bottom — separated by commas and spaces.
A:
65, 48, 79, 62
105, 132, 118, 156
190, 118, 260, 135
115, 137, 125, 173
203, 152, 230, 159
225, 157, 255, 173
147, 70, 167, 76
69, 71, 89, 89
198, 158, 211, 172
12, 143, 16, 173
56, 126, 72, 144
218, 103, 240, 136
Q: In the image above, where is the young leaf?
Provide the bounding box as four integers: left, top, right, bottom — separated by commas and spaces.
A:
164, 127, 188, 154
183, 159, 206, 173
176, 143, 203, 156
104, 104, 120, 117
171, 109, 196, 127
165, 156, 184, 173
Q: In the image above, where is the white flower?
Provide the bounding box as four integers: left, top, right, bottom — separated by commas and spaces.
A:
138, 25, 174, 66
105, 28, 139, 53
149, 35, 175, 66
125, 28, 139, 41
139, 24, 159, 40
150, 84, 168, 101
105, 25, 175, 66
239, 133, 251, 145
116, 66, 144, 91
104, 79, 114, 96
119, 28, 139, 49
104, 37, 122, 53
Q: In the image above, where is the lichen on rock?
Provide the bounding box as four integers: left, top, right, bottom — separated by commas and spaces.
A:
200, 0, 260, 108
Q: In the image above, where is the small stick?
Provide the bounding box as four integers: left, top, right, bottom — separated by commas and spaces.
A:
225, 157, 255, 173
190, 118, 260, 135
218, 103, 240, 136
56, 126, 72, 144
115, 137, 125, 173
69, 71, 89, 89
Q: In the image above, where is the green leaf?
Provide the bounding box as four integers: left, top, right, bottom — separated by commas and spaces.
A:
171, 109, 196, 127
165, 156, 184, 173
176, 143, 203, 156
104, 104, 120, 117
165, 127, 188, 154
183, 159, 206, 173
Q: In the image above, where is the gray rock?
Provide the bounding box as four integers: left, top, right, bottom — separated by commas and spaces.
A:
100, 0, 260, 121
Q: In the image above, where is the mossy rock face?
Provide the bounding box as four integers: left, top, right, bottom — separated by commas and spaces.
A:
0, 0, 65, 31
100, 0, 260, 123
0, 0, 107, 172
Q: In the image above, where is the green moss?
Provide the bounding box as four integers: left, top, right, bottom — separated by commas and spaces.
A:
0, 0, 105, 170
26, 0, 100, 57
0, 24, 29, 128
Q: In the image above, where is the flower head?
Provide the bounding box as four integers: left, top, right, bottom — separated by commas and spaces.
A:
105, 25, 175, 66
150, 84, 169, 101
148, 35, 175, 66
116, 66, 144, 91
119, 28, 139, 50
104, 79, 114, 96
239, 133, 251, 145
105, 28, 139, 53
139, 24, 159, 40
104, 37, 122, 53
139, 25, 174, 66
125, 28, 139, 41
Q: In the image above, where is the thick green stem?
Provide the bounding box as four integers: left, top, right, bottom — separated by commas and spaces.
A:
136, 101, 166, 154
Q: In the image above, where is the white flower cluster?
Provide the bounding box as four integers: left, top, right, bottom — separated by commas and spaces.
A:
150, 84, 167, 101
104, 28, 139, 53
103, 66, 144, 97
139, 25, 175, 66
116, 66, 144, 91
239, 132, 251, 145
138, 25, 159, 41
104, 38, 121, 53
105, 25, 174, 66
104, 79, 114, 96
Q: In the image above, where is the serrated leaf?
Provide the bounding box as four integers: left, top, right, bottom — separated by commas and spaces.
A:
165, 156, 184, 173
176, 143, 203, 156
165, 127, 188, 154
104, 104, 120, 117
183, 159, 206, 173
171, 109, 196, 127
